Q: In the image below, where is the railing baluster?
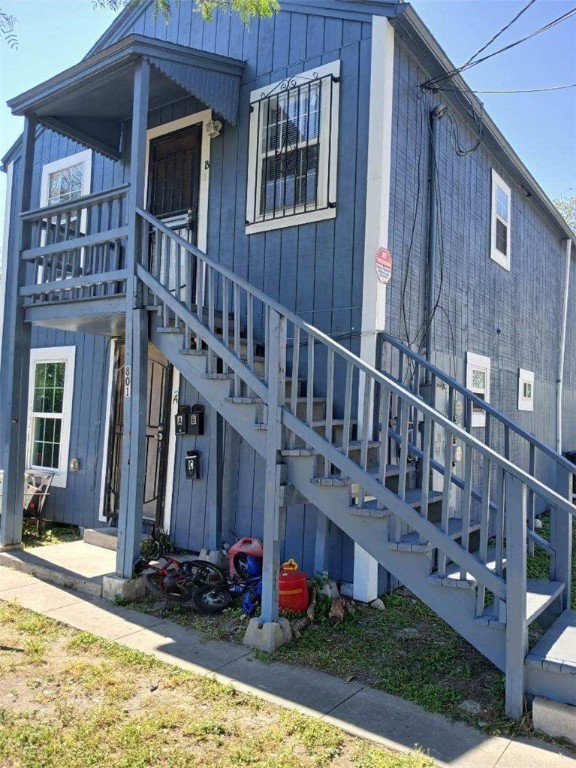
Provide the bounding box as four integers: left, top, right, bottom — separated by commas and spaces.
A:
289, 326, 301, 449
207, 267, 216, 375
306, 335, 315, 431
377, 384, 391, 508
222, 276, 229, 363
494, 465, 506, 590
324, 348, 335, 476
233, 284, 241, 397
358, 373, 373, 508
475, 456, 492, 617
459, 443, 474, 579
419, 413, 432, 521
342, 362, 353, 461
437, 422, 454, 578
247, 292, 254, 390
394, 402, 410, 541
161, 233, 170, 327
528, 444, 536, 556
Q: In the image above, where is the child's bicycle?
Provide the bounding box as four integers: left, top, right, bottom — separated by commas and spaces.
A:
134, 544, 226, 604
193, 548, 263, 615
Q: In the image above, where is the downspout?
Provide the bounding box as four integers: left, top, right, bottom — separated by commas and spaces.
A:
424, 104, 447, 383
556, 238, 572, 453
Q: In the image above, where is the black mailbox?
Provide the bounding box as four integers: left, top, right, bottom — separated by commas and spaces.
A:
189, 404, 205, 436
175, 405, 190, 436
185, 450, 201, 479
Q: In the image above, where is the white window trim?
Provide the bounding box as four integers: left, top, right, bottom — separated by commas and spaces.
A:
27, 346, 76, 489
490, 168, 511, 271
466, 352, 491, 428
246, 60, 340, 235
40, 149, 92, 207
518, 368, 535, 412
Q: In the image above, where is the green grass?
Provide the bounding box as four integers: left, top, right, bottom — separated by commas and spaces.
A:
22, 521, 81, 549
0, 603, 434, 768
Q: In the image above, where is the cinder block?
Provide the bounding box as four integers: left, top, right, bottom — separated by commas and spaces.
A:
243, 617, 292, 652
532, 696, 576, 745
102, 574, 146, 602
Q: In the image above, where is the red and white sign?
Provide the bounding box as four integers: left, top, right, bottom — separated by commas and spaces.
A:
375, 247, 392, 285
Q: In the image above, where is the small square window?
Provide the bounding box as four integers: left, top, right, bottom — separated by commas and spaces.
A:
246, 61, 340, 234
490, 169, 511, 270
466, 352, 491, 427
518, 368, 534, 411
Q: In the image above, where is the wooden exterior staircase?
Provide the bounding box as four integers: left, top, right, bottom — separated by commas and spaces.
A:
7, 187, 576, 721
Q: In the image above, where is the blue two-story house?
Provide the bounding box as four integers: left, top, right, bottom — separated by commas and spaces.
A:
0, 0, 575, 725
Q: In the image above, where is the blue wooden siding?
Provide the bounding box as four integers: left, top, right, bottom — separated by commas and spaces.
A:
387, 39, 576, 462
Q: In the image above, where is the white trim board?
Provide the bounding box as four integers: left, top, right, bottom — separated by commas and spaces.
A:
354, 16, 395, 604
0, 161, 14, 367
40, 149, 93, 206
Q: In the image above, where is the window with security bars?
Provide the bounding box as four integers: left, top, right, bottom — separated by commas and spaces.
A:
490, 169, 511, 270
246, 61, 340, 233
27, 348, 76, 488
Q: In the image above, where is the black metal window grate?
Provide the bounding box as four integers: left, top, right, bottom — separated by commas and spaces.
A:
248, 72, 338, 224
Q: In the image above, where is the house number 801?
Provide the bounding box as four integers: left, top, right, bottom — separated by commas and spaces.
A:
125, 366, 132, 398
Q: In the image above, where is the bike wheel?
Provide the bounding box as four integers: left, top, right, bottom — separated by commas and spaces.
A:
145, 572, 195, 604
193, 583, 233, 614
179, 560, 226, 588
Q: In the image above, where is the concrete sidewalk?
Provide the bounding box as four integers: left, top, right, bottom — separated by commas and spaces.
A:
0, 565, 574, 768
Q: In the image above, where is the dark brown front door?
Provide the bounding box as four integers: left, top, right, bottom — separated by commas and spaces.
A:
105, 344, 173, 525
147, 123, 202, 243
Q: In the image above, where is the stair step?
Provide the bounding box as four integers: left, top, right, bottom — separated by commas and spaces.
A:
156, 325, 184, 334
526, 579, 565, 625
428, 549, 507, 589
387, 517, 481, 553
353, 489, 443, 518
526, 609, 576, 676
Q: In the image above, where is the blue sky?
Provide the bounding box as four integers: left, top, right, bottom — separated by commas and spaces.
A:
1, 0, 575, 251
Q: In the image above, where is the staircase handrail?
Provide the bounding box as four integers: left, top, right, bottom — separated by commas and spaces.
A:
137, 208, 575, 521
381, 332, 576, 477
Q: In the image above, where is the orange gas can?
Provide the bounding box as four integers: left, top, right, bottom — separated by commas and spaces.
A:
278, 559, 309, 612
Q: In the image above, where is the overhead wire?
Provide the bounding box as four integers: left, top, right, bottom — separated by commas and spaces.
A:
421, 6, 576, 91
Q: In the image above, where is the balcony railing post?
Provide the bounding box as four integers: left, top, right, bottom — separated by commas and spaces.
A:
116, 59, 150, 579
0, 116, 36, 549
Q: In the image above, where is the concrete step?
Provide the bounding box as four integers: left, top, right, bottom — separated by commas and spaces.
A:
526, 609, 576, 706
83, 526, 119, 551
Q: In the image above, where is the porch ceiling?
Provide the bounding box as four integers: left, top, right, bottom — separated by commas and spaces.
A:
7, 35, 246, 160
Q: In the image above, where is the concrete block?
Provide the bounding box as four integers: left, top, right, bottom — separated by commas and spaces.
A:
0, 543, 24, 553
243, 617, 292, 652
83, 527, 118, 551
199, 548, 228, 569
532, 696, 576, 745
102, 574, 146, 603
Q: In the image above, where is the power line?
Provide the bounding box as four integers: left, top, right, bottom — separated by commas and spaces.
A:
433, 82, 576, 94
460, 0, 540, 70
421, 6, 576, 91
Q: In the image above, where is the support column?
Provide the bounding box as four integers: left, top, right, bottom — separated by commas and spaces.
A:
115, 60, 150, 578
244, 310, 291, 651
504, 473, 528, 721
0, 117, 36, 549
354, 16, 395, 602
314, 511, 331, 575
550, 465, 573, 613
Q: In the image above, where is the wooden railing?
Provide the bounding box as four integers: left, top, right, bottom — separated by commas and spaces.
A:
20, 184, 130, 304
135, 207, 573, 718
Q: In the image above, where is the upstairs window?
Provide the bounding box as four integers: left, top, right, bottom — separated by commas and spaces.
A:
41, 150, 92, 208
246, 61, 340, 234
490, 169, 511, 270
466, 352, 491, 428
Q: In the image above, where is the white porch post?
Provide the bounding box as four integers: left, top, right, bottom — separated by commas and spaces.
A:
354, 17, 395, 602
116, 60, 150, 578
0, 117, 36, 549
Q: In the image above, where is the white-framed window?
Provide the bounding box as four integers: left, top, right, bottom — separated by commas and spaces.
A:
246, 60, 340, 234
466, 352, 491, 428
518, 368, 534, 411
490, 169, 511, 270
27, 347, 76, 488
40, 150, 92, 208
